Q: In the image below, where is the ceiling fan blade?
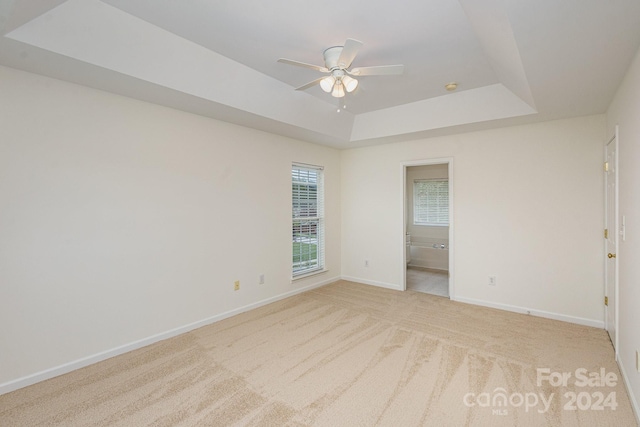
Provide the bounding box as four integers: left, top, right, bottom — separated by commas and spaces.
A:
278, 58, 329, 73
295, 77, 324, 91
350, 64, 404, 76
337, 39, 363, 69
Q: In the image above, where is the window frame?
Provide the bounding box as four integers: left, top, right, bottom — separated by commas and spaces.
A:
292, 163, 324, 277
413, 179, 449, 227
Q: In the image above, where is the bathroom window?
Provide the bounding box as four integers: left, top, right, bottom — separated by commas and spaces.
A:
414, 179, 449, 226
292, 164, 324, 277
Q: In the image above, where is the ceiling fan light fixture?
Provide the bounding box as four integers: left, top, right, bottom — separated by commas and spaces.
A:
279, 38, 404, 100
342, 75, 358, 92
320, 76, 335, 93
332, 81, 345, 98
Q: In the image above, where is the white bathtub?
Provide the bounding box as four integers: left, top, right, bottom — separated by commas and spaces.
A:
408, 243, 449, 271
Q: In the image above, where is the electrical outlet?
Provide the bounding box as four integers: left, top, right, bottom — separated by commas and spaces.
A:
234, 280, 240, 291
365, 260, 369, 267
488, 276, 496, 286
259, 274, 264, 284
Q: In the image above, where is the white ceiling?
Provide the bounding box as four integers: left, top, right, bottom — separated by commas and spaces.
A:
1, 0, 639, 148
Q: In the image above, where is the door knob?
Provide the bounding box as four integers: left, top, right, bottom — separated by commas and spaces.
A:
608, 253, 616, 258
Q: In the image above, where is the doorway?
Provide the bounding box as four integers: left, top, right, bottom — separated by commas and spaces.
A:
402, 158, 454, 298
604, 128, 618, 355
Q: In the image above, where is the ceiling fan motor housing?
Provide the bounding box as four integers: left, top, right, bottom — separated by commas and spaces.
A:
323, 46, 345, 70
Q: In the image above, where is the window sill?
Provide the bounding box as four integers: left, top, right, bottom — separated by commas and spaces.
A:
291, 269, 329, 282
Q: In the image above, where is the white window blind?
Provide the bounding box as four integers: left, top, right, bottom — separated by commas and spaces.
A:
292, 164, 324, 276
414, 179, 449, 226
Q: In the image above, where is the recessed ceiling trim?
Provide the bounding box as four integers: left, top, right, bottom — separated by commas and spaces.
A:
351, 83, 537, 141
2, 0, 638, 148
459, 0, 536, 109
6, 0, 355, 142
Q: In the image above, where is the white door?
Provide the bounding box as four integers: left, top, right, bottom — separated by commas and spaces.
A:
604, 131, 618, 352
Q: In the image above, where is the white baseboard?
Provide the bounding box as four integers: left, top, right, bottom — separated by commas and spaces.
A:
0, 275, 340, 396
340, 278, 602, 329
1, 276, 609, 396
341, 275, 402, 291
453, 296, 605, 329
617, 352, 640, 425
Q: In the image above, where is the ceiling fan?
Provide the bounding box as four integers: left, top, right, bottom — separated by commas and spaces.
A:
278, 39, 404, 98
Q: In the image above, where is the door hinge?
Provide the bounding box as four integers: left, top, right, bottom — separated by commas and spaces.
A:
604, 229, 609, 239
604, 162, 609, 172
604, 296, 609, 306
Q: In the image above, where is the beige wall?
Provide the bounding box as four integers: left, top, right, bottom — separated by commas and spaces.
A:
341, 115, 606, 326
606, 45, 640, 418
0, 66, 342, 389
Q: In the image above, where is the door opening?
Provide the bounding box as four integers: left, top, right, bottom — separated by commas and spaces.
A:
402, 158, 454, 298
604, 128, 618, 355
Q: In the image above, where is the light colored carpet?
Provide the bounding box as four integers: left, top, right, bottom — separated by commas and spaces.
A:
0, 280, 636, 426
406, 267, 449, 297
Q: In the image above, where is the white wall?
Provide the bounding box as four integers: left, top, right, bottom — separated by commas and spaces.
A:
342, 116, 605, 325
0, 66, 341, 390
606, 45, 640, 418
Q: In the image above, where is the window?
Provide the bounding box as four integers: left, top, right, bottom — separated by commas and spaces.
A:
414, 179, 449, 226
292, 164, 324, 276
